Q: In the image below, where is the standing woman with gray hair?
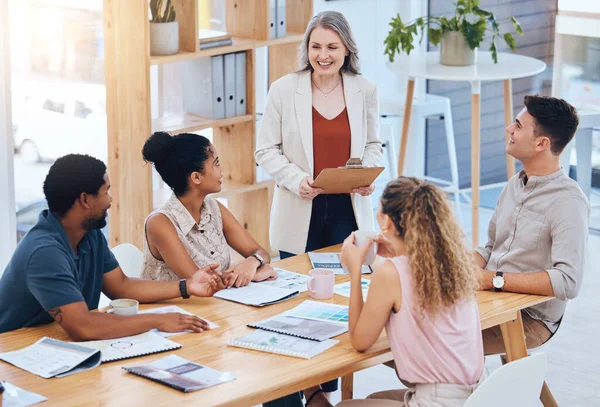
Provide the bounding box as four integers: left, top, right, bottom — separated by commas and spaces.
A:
256, 10, 383, 407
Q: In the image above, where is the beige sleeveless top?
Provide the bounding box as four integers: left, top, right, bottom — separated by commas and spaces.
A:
141, 194, 231, 281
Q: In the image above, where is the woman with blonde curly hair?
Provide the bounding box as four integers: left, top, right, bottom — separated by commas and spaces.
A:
337, 177, 484, 407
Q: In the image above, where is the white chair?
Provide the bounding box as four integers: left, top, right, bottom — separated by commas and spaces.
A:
111, 243, 143, 278
98, 243, 144, 308
464, 353, 547, 407
380, 94, 462, 217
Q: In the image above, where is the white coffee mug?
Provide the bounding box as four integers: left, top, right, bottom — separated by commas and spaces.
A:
107, 299, 139, 316
354, 230, 378, 265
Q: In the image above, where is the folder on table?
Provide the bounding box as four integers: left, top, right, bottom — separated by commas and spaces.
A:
235, 52, 247, 116
181, 55, 225, 119
276, 0, 287, 38
312, 166, 385, 194
269, 0, 277, 39
224, 53, 236, 118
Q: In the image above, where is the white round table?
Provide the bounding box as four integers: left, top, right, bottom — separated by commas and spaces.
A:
387, 51, 546, 247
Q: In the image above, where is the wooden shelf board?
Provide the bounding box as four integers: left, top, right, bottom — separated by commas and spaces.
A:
153, 180, 273, 209
152, 113, 254, 135
262, 32, 304, 47
149, 32, 304, 65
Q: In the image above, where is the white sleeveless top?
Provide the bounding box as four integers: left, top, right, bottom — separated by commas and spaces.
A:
141, 194, 231, 281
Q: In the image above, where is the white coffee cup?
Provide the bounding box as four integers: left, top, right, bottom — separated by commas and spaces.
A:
354, 230, 378, 265
107, 299, 139, 316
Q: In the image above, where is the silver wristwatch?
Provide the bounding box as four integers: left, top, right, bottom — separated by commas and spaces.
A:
250, 253, 265, 268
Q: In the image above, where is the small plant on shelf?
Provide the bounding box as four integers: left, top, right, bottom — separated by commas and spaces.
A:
150, 0, 176, 23
149, 0, 179, 56
384, 0, 523, 65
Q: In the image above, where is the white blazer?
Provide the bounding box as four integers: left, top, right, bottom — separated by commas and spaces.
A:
255, 71, 383, 254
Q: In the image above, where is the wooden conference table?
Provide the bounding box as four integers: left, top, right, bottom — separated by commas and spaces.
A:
0, 245, 553, 406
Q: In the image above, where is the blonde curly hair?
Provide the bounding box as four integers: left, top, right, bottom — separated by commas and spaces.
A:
380, 177, 477, 317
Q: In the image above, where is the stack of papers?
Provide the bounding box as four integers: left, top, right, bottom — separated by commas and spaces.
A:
0, 337, 101, 379
214, 281, 298, 307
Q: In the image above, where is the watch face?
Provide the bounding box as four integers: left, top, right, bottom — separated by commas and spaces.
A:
492, 276, 504, 288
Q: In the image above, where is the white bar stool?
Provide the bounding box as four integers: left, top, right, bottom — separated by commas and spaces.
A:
560, 105, 600, 200
380, 94, 461, 217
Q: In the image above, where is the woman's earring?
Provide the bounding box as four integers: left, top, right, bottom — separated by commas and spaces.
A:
381, 227, 388, 233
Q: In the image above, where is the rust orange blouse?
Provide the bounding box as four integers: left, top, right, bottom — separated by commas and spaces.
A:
312, 106, 351, 178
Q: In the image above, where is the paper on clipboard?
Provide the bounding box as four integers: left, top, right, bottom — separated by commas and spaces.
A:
312, 167, 384, 194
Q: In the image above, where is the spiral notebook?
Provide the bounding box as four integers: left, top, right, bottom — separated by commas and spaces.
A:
227, 329, 338, 359
75, 331, 181, 363
248, 315, 347, 341
123, 355, 235, 393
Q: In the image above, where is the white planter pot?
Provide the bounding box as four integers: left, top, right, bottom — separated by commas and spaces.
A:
150, 21, 179, 56
439, 31, 476, 66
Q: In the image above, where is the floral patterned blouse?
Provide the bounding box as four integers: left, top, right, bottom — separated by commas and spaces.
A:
141, 194, 231, 281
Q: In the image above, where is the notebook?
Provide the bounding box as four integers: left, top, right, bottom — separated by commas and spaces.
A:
214, 282, 298, 306
75, 331, 181, 363
123, 355, 235, 393
248, 315, 347, 341
308, 252, 372, 275
227, 329, 338, 359
0, 337, 101, 379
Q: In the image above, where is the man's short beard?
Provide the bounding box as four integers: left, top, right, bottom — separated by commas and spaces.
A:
83, 215, 107, 230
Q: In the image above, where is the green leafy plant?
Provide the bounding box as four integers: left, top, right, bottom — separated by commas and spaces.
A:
384, 0, 523, 64
150, 0, 176, 23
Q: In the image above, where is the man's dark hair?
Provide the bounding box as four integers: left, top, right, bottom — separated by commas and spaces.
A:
524, 95, 579, 155
43, 154, 107, 217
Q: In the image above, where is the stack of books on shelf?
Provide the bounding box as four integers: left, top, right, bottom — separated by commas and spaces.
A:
198, 29, 233, 50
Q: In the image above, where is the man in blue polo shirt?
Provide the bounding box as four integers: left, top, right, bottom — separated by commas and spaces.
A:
0, 154, 226, 340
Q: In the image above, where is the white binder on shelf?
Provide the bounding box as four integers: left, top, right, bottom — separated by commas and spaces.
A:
235, 52, 247, 116
276, 0, 287, 38
181, 55, 225, 120
269, 0, 277, 39
224, 53, 236, 118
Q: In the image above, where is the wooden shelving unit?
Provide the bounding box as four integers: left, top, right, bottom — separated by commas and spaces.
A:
103, 0, 313, 250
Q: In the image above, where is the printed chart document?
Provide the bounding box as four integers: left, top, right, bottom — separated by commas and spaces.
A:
248, 314, 347, 341
75, 331, 181, 363
283, 300, 349, 327
258, 268, 310, 293
123, 355, 235, 393
227, 329, 338, 359
0, 381, 47, 406
334, 279, 371, 300
308, 252, 372, 275
0, 337, 101, 379
214, 282, 298, 306
139, 305, 218, 337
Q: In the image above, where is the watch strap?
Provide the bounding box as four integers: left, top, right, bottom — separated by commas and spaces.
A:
179, 278, 190, 299
250, 253, 264, 268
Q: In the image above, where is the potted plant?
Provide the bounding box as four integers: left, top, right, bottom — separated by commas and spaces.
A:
384, 0, 523, 66
149, 0, 179, 56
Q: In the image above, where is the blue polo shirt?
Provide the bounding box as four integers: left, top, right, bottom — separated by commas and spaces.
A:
0, 210, 119, 333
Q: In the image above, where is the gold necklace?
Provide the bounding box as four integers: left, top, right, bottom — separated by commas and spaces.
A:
312, 77, 341, 97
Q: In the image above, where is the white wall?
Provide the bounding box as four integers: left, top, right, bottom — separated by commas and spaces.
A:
313, 0, 428, 99
0, 0, 17, 273
314, 0, 429, 177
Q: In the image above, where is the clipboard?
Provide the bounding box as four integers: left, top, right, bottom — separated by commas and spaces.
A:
312, 166, 384, 194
